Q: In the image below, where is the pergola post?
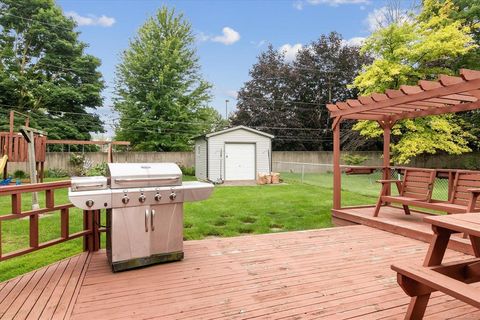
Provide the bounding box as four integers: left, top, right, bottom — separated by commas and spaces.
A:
333, 117, 342, 209
379, 120, 393, 196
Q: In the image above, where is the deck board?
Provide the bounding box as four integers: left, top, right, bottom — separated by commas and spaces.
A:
1, 225, 479, 319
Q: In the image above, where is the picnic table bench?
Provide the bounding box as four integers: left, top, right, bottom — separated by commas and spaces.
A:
392, 213, 480, 319
374, 169, 480, 217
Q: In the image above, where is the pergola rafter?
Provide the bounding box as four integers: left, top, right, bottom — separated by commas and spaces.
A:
327, 69, 480, 210
327, 69, 480, 123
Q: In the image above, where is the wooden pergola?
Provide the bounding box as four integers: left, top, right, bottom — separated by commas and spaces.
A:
327, 69, 480, 210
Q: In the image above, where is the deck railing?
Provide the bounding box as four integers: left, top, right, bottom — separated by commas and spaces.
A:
0, 180, 102, 261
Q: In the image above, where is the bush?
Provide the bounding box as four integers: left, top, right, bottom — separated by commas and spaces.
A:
69, 153, 86, 176
87, 162, 108, 177
45, 168, 69, 178
463, 157, 480, 170
13, 170, 28, 179
179, 165, 195, 176
342, 154, 369, 166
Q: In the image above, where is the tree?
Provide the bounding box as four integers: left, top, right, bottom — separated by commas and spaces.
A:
451, 0, 480, 70
0, 0, 104, 145
114, 7, 220, 151
231, 33, 371, 151
352, 0, 477, 164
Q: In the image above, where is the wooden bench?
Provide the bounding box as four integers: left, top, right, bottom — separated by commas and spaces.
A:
374, 168, 436, 217
392, 213, 480, 319
374, 170, 480, 217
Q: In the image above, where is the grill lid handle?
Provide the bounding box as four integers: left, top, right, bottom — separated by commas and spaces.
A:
114, 177, 180, 184
72, 183, 106, 191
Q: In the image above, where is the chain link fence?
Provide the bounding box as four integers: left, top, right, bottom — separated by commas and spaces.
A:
273, 161, 451, 201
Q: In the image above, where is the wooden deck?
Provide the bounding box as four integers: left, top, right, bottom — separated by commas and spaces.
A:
333, 205, 475, 255
1, 225, 479, 319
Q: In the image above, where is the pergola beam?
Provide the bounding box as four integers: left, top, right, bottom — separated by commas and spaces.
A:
330, 76, 480, 118
390, 101, 480, 122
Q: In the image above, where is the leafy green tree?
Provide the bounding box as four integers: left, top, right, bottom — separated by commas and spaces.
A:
0, 0, 104, 145
231, 33, 371, 151
451, 0, 480, 69
114, 7, 220, 151
352, 0, 477, 164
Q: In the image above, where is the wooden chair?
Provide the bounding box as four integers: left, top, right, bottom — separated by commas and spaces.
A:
374, 169, 436, 217
440, 170, 480, 214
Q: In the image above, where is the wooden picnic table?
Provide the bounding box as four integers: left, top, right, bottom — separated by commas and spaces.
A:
392, 213, 480, 319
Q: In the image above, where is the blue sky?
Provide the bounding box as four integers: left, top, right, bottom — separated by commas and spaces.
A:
56, 0, 398, 137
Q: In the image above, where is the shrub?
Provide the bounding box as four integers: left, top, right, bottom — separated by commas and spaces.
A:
45, 168, 69, 178
69, 153, 86, 176
342, 154, 369, 166
179, 165, 195, 176
463, 157, 480, 170
13, 170, 28, 179
87, 162, 109, 176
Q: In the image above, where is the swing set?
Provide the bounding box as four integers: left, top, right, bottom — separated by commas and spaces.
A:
1, 110, 130, 184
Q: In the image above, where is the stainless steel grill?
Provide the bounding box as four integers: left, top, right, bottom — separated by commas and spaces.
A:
69, 163, 213, 272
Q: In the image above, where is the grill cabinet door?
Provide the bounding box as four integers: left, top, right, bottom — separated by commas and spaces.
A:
111, 205, 151, 262
149, 203, 183, 255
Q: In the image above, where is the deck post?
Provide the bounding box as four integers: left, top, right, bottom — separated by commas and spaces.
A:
333, 117, 342, 209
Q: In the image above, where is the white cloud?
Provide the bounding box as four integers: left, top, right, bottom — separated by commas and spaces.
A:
342, 37, 366, 47
66, 11, 116, 27
250, 40, 267, 48
226, 90, 238, 99
279, 43, 303, 62
293, 0, 371, 10
197, 32, 210, 42
365, 7, 388, 32
211, 27, 240, 45
365, 6, 413, 32
293, 1, 304, 10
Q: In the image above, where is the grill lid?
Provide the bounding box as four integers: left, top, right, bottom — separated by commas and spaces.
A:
108, 163, 182, 189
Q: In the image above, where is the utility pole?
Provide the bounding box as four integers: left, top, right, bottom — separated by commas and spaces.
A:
225, 99, 230, 120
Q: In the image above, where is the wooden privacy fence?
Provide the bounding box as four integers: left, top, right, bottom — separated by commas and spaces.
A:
0, 181, 102, 261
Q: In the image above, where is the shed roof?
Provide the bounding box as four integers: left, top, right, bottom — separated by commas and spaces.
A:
327, 69, 480, 122
195, 125, 274, 140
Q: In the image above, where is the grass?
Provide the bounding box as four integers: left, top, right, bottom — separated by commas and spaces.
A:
0, 175, 376, 282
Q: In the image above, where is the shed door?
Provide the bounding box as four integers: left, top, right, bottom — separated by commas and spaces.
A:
225, 143, 255, 180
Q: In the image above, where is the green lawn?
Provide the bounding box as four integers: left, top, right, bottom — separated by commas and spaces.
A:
0, 175, 378, 281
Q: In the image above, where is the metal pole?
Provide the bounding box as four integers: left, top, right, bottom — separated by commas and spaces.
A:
225, 99, 229, 120
27, 131, 39, 209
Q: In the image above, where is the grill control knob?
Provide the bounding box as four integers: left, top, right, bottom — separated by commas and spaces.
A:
169, 192, 176, 201
122, 196, 129, 205
154, 193, 162, 201
139, 194, 146, 203
85, 199, 94, 208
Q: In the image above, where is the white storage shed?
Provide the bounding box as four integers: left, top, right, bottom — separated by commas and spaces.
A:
194, 126, 274, 182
